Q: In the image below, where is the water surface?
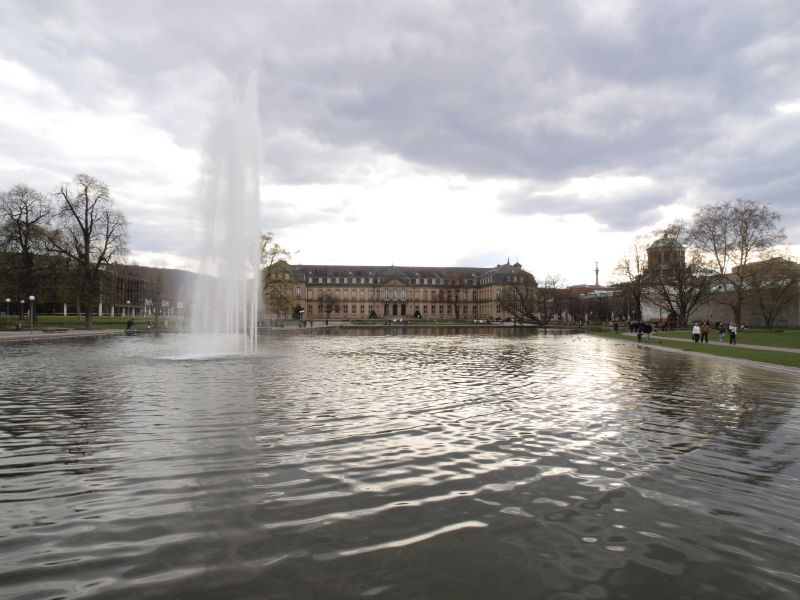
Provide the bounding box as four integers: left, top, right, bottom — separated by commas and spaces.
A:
1, 331, 798, 599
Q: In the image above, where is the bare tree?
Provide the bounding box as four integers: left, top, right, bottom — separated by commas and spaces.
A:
614, 236, 649, 321
320, 291, 336, 320
498, 272, 542, 324
739, 256, 800, 328
538, 275, 566, 322
0, 184, 53, 319
690, 199, 785, 324
48, 174, 129, 328
644, 252, 714, 327
441, 277, 465, 319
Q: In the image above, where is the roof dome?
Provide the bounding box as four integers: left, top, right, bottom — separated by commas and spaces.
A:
649, 236, 683, 249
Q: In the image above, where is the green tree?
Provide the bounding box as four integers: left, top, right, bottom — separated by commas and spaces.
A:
260, 232, 293, 320
0, 184, 53, 320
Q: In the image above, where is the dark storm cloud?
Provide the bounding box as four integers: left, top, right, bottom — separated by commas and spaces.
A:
2, 0, 800, 237
499, 180, 681, 230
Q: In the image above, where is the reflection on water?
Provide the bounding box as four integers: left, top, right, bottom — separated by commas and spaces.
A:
1, 332, 799, 599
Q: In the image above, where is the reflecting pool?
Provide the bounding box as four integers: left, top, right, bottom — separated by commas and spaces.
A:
1, 331, 799, 599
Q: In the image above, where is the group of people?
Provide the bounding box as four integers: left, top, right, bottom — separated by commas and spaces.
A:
692, 321, 739, 345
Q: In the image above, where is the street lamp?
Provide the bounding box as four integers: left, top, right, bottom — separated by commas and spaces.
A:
29, 295, 35, 334
299, 309, 304, 327
4, 298, 9, 329
126, 299, 131, 317
20, 299, 25, 330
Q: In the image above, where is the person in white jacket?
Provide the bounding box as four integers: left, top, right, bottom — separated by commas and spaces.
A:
692, 322, 701, 343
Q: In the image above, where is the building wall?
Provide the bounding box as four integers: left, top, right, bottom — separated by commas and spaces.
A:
290, 263, 531, 321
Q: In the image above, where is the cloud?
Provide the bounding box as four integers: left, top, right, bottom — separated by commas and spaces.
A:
1, 0, 799, 282
499, 175, 682, 230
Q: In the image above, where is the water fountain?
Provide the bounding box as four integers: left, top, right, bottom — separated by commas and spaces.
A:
189, 73, 261, 355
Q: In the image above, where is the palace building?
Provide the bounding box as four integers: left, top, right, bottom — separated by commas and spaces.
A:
286, 260, 533, 321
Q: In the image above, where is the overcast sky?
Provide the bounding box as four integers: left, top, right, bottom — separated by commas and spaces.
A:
1, 0, 799, 285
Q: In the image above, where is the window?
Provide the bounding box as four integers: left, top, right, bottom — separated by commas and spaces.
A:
335, 291, 340, 300
392, 290, 397, 300
496, 305, 501, 314
360, 305, 365, 315
351, 305, 356, 315
308, 306, 313, 315
360, 277, 365, 284
343, 305, 348, 314
335, 277, 339, 284
368, 290, 374, 300
384, 290, 389, 300
359, 291, 365, 301
472, 305, 477, 315
295, 287, 301, 298
472, 291, 477, 301
318, 290, 323, 299
447, 305, 452, 315
401, 290, 406, 301
414, 290, 419, 300
351, 291, 356, 300
439, 305, 444, 315
369, 277, 373, 284
327, 277, 331, 283
307, 290, 313, 300
423, 290, 428, 301
423, 305, 428, 315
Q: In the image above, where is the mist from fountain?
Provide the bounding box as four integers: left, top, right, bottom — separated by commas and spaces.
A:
188, 73, 261, 356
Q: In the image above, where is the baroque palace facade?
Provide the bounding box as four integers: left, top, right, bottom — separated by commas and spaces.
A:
287, 261, 531, 321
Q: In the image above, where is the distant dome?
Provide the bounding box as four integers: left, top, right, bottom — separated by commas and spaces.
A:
647, 236, 686, 273
649, 236, 683, 250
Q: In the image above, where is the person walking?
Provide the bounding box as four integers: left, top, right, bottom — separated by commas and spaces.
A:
729, 322, 737, 345
692, 322, 701, 343
718, 322, 726, 342
700, 321, 709, 343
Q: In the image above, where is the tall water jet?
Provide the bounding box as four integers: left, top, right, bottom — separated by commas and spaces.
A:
190, 74, 261, 355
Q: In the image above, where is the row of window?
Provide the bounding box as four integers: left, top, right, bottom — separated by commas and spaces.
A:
303, 304, 504, 316
296, 288, 504, 301
306, 275, 475, 286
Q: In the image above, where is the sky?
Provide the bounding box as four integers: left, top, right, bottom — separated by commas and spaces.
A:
1, 0, 799, 286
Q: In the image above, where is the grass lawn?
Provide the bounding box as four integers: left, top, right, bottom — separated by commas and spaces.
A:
652, 329, 800, 349
593, 331, 800, 369
16, 315, 172, 330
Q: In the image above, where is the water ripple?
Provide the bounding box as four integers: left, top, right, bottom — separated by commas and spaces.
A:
0, 332, 798, 599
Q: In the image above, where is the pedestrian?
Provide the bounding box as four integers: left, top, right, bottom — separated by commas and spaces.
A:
718, 322, 726, 342
700, 321, 709, 343
613, 320, 619, 334
692, 322, 701, 343
729, 322, 737, 345
644, 322, 652, 342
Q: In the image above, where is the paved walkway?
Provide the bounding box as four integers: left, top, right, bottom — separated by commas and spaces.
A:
619, 331, 800, 353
